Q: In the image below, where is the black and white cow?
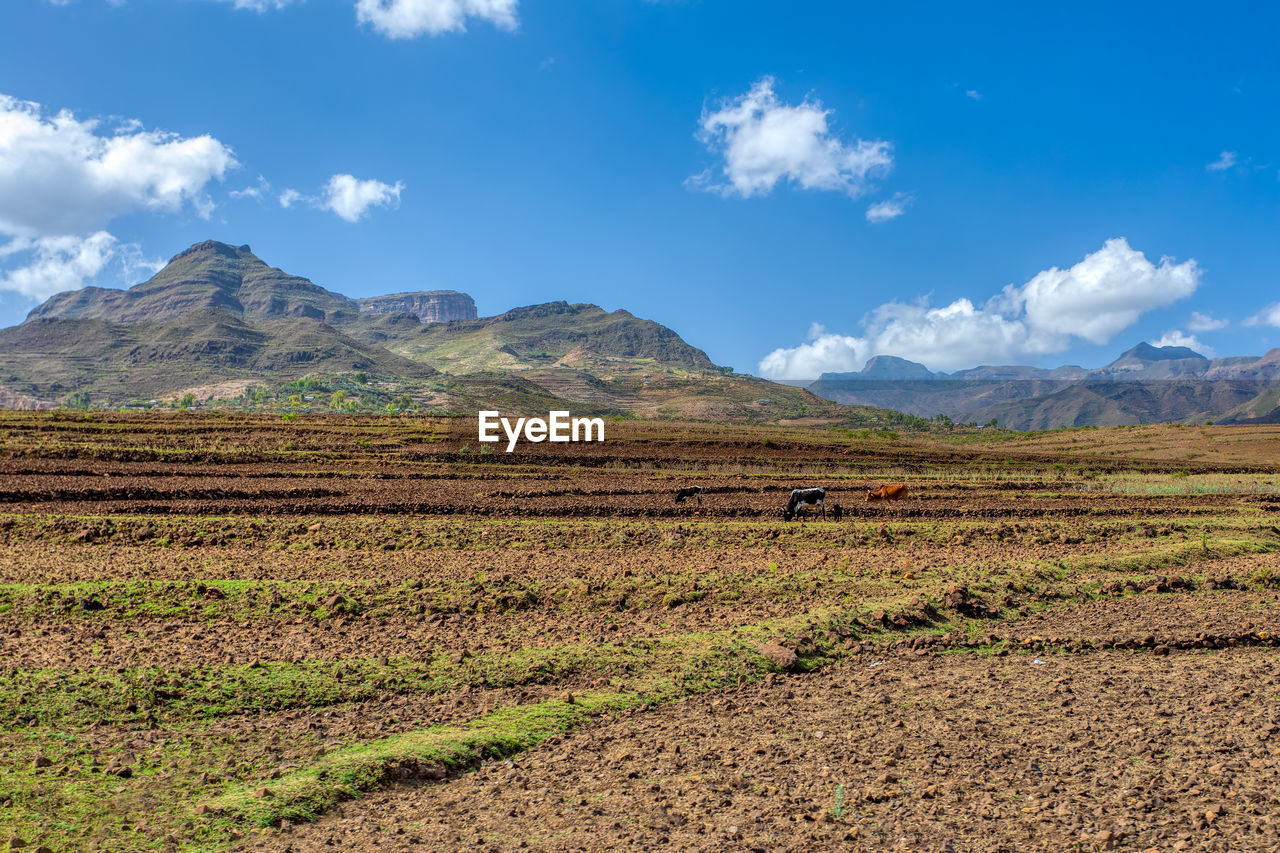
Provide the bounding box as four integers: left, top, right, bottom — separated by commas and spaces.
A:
674, 486, 705, 505
783, 487, 826, 521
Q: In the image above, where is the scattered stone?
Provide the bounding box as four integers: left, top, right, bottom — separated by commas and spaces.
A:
255, 787, 274, 799
756, 643, 798, 671
31, 755, 51, 769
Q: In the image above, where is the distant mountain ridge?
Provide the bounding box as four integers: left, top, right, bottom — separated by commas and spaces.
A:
817, 342, 1280, 384
0, 240, 865, 424
808, 343, 1280, 428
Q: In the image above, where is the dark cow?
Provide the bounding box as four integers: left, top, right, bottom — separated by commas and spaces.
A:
674, 486, 704, 505
783, 487, 826, 521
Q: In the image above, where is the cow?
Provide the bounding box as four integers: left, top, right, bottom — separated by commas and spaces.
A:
674, 486, 704, 505
783, 487, 826, 521
866, 483, 909, 502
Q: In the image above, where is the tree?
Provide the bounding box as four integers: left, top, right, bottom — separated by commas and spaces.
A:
63, 391, 92, 410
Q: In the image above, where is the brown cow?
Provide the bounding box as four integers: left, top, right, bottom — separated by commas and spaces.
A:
866, 483, 909, 502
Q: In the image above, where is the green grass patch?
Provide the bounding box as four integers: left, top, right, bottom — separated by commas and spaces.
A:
214, 690, 640, 829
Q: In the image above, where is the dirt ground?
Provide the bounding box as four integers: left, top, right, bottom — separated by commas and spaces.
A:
241, 593, 1280, 853
1, 413, 1277, 853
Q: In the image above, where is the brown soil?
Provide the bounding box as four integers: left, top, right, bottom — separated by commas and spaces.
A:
2, 414, 1278, 853
240, 592, 1280, 853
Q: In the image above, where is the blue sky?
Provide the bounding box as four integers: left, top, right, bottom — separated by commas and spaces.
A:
1, 1, 1278, 377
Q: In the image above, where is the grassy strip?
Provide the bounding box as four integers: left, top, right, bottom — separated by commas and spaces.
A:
1061, 537, 1275, 576
211, 690, 640, 830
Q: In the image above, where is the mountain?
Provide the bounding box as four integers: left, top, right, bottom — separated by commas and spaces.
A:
354, 301, 717, 373
1, 240, 876, 424
28, 241, 359, 325
807, 343, 1280, 428
821, 355, 939, 381
1092, 342, 1211, 379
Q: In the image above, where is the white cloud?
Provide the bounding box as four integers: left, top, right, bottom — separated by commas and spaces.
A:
758, 238, 1202, 377
866, 192, 913, 223
322, 174, 403, 221
0, 232, 162, 301
229, 174, 272, 201
278, 174, 404, 221
0, 94, 237, 238
690, 77, 892, 199
1187, 311, 1227, 332
1151, 330, 1211, 355
999, 238, 1200, 347
355, 0, 518, 38
1244, 302, 1280, 328
964, 89, 982, 101
224, 0, 302, 9
1206, 150, 1237, 172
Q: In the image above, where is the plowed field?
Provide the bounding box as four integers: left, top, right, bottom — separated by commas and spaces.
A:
0, 413, 1277, 852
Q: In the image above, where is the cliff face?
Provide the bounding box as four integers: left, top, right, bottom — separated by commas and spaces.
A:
356, 291, 477, 323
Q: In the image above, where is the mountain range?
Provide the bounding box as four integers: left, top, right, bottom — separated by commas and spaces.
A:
807, 345, 1280, 428
7, 239, 1278, 429
0, 240, 870, 424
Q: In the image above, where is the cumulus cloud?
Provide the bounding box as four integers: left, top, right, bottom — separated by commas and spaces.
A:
355, 0, 518, 38
277, 174, 404, 221
0, 94, 237, 238
690, 77, 892, 199
1244, 303, 1280, 328
1187, 311, 1228, 332
996, 238, 1199, 348
758, 238, 1202, 377
866, 192, 913, 223
964, 89, 982, 101
0, 232, 162, 301
1151, 330, 1211, 355
1206, 150, 1237, 172
0, 94, 233, 302
323, 174, 403, 221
